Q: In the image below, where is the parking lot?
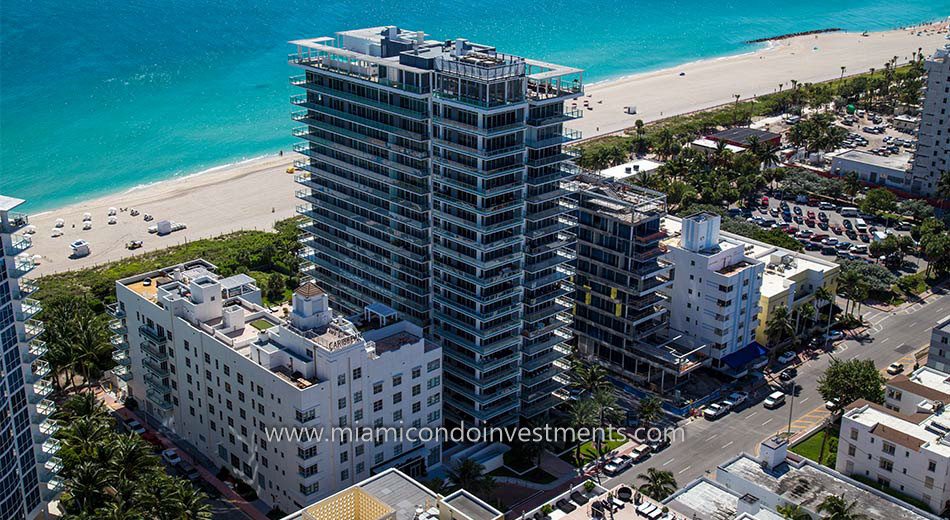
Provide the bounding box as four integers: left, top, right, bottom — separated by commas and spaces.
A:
746, 196, 921, 269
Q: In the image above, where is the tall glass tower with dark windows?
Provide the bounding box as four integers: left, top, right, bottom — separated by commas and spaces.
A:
290, 27, 582, 427
0, 195, 59, 520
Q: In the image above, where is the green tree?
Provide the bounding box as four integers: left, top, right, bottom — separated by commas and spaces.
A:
842, 171, 861, 202
859, 188, 897, 216
570, 362, 611, 395
638, 396, 664, 428
446, 458, 495, 497
937, 170, 950, 201
777, 503, 813, 520
817, 494, 868, 520
636, 468, 678, 501
765, 306, 794, 348
568, 399, 598, 465
817, 359, 886, 411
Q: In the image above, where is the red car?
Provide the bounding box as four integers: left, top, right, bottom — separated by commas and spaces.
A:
810, 233, 829, 242
760, 196, 770, 207
784, 226, 798, 234
806, 211, 816, 220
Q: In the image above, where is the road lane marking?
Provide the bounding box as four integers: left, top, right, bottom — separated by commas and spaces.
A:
799, 398, 809, 405
707, 434, 719, 442
663, 458, 675, 467
746, 412, 758, 419
678, 465, 691, 474
762, 418, 774, 426
722, 441, 734, 449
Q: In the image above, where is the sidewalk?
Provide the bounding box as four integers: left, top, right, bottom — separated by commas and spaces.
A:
96, 389, 266, 520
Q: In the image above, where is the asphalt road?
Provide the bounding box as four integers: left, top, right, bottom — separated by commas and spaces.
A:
603, 288, 950, 489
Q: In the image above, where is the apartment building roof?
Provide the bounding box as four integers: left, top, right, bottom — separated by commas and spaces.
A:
575, 175, 667, 224
833, 149, 912, 171
709, 127, 782, 146
0, 195, 25, 212
719, 454, 932, 520
889, 367, 950, 402
845, 400, 950, 457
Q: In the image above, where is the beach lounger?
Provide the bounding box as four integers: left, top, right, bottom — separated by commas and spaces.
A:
637, 502, 657, 517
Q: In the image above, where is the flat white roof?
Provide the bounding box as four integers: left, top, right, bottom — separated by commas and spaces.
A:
847, 404, 950, 458
0, 195, 26, 212
599, 159, 662, 180
691, 137, 746, 154
832, 149, 911, 171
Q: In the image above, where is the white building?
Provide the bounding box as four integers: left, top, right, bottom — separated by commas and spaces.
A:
0, 196, 59, 519
926, 314, 950, 373
112, 260, 443, 513
838, 399, 950, 515
885, 366, 950, 415
598, 158, 663, 181
664, 213, 764, 373
910, 46, 950, 198
830, 149, 913, 191
666, 437, 939, 520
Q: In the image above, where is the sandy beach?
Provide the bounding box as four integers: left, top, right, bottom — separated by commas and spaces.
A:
20, 21, 948, 277
567, 21, 949, 137
26, 155, 297, 276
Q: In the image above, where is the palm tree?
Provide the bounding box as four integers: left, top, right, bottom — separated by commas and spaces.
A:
843, 171, 861, 202
636, 468, 678, 500
60, 392, 109, 422
446, 458, 494, 497
590, 389, 624, 461
65, 461, 113, 512
71, 307, 113, 389
169, 480, 212, 520
817, 494, 868, 520
778, 503, 813, 520
814, 286, 835, 339
568, 399, 598, 464
638, 396, 664, 428
571, 362, 610, 395
797, 303, 816, 335
765, 306, 795, 349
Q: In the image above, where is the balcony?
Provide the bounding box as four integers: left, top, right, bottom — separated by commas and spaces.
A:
142, 340, 168, 361
146, 389, 174, 411
112, 349, 130, 365
526, 151, 579, 168
521, 394, 564, 418
106, 303, 126, 319
522, 345, 570, 371
46, 475, 64, 494
526, 108, 583, 127
109, 319, 127, 334
16, 298, 42, 321
432, 116, 525, 137
32, 379, 53, 400
23, 339, 48, 362
39, 418, 60, 437
292, 80, 428, 120
10, 254, 36, 277
43, 456, 63, 474
111, 334, 128, 350
143, 358, 169, 377
6, 234, 33, 256
525, 129, 582, 149
34, 399, 56, 419
3, 211, 29, 233
113, 364, 132, 381
41, 438, 61, 459
21, 319, 44, 342
15, 278, 38, 299
29, 360, 51, 381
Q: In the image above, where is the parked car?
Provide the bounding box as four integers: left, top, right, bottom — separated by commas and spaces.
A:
175, 461, 201, 482
124, 419, 146, 435
793, 206, 803, 216
819, 202, 836, 210
825, 397, 841, 411
728, 392, 749, 407
824, 330, 844, 341
777, 351, 797, 364
604, 455, 634, 476
648, 436, 671, 453
804, 242, 822, 251
631, 444, 652, 462
161, 449, 181, 466
818, 212, 829, 222
887, 363, 905, 375
779, 367, 798, 381
764, 391, 786, 409
842, 219, 853, 229
703, 402, 731, 420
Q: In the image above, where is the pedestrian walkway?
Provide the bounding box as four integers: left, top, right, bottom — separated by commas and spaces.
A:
96, 389, 263, 520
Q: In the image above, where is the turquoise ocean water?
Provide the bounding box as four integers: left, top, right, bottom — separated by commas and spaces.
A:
1, 0, 947, 212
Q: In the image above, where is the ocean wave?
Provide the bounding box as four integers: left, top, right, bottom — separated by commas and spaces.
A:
123, 153, 278, 194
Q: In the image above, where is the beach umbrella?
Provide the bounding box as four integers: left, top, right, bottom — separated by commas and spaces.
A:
82, 212, 92, 221
24, 225, 37, 234
55, 218, 65, 227
108, 207, 117, 215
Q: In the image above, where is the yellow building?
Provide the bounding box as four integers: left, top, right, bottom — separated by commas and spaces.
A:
282, 467, 503, 520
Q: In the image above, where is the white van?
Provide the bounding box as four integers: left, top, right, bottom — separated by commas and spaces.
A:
840, 207, 859, 217
854, 218, 868, 232
764, 391, 786, 409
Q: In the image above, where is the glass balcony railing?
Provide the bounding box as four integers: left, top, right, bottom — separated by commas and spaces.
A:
17, 298, 42, 321
43, 456, 63, 474
6, 234, 33, 256
112, 349, 130, 365
139, 325, 166, 344
35, 399, 56, 418
41, 438, 61, 456
46, 475, 64, 493
30, 360, 51, 381
21, 319, 44, 342
3, 212, 29, 233
11, 254, 36, 278
39, 418, 60, 437
143, 358, 169, 377
525, 129, 582, 149
113, 364, 132, 381
146, 389, 174, 411
111, 335, 128, 349
106, 303, 125, 319
24, 339, 48, 362
33, 379, 53, 399
109, 319, 126, 334
15, 278, 39, 299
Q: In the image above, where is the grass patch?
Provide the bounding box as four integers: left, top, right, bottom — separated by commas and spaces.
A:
250, 319, 275, 331
560, 432, 628, 468
489, 466, 558, 484
790, 427, 838, 468
850, 474, 933, 513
